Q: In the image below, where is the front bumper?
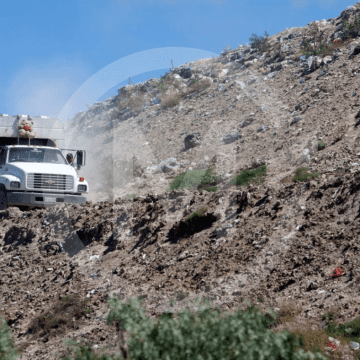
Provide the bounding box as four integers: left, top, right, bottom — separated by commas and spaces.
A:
7, 191, 87, 207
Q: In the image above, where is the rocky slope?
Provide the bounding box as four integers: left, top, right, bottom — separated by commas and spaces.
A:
3, 3, 360, 359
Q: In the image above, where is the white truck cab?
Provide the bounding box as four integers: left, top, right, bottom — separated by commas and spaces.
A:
0, 114, 89, 210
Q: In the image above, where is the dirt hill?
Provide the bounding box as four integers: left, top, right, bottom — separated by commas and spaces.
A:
4, 3, 360, 359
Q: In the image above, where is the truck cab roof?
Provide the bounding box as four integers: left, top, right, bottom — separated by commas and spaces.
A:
3, 145, 57, 150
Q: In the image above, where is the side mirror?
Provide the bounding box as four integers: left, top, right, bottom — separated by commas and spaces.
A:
77, 165, 81, 171
76, 150, 86, 166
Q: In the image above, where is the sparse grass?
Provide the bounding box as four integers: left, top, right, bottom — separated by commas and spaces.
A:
181, 78, 212, 97
222, 44, 232, 54
318, 141, 327, 151
128, 194, 136, 199
266, 299, 360, 360
230, 165, 267, 187
292, 167, 320, 182
58, 339, 121, 360
119, 89, 147, 112
293, 17, 360, 60
27, 294, 93, 339
167, 169, 208, 192
200, 186, 218, 192
321, 307, 341, 326
185, 207, 207, 225
160, 92, 180, 108
157, 72, 171, 93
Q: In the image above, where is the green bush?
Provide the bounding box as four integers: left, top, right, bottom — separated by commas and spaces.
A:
230, 165, 266, 187
292, 167, 320, 182
0, 318, 20, 360
341, 17, 360, 41
198, 167, 222, 192
317, 141, 327, 151
248, 31, 270, 52
62, 296, 328, 360
168, 167, 222, 193
299, 22, 330, 57
301, 41, 331, 57
167, 169, 207, 192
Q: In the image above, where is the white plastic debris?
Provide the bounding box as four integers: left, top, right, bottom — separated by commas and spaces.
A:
90, 255, 100, 261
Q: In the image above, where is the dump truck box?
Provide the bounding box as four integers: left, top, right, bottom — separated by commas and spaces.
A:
0, 115, 65, 148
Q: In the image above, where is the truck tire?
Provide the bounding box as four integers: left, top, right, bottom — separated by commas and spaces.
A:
0, 185, 8, 210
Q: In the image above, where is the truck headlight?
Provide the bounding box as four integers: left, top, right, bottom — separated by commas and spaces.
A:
78, 185, 87, 192
10, 181, 20, 189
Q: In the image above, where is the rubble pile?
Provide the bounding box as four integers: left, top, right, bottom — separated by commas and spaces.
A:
5, 2, 360, 359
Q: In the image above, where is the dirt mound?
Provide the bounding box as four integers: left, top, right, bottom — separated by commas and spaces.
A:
6, 3, 360, 358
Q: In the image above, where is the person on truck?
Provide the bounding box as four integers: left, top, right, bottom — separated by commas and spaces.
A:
66, 153, 74, 165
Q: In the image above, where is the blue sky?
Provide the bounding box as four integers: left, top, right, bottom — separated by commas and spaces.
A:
0, 0, 352, 122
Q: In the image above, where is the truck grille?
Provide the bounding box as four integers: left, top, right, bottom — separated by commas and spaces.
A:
27, 173, 74, 191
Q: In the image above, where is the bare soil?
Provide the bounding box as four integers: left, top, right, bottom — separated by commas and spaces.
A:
5, 5, 360, 359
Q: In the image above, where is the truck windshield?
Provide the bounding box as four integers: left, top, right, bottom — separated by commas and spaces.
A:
8, 148, 67, 165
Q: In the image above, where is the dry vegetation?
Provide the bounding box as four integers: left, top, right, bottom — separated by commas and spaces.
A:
27, 294, 93, 339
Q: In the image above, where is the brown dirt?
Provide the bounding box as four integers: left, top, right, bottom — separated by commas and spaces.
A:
6, 5, 360, 359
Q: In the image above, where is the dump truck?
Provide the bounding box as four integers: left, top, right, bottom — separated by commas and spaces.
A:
0, 114, 89, 210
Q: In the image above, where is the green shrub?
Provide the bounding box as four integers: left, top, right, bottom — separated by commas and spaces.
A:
127, 194, 136, 199
341, 16, 360, 41
299, 22, 331, 57
0, 318, 20, 360
317, 141, 327, 151
167, 169, 207, 191
198, 167, 222, 192
301, 41, 331, 57
230, 165, 266, 187
292, 167, 320, 182
102, 296, 327, 360
248, 31, 270, 52
168, 167, 222, 193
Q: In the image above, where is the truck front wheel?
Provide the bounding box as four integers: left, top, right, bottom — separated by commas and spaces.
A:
0, 186, 8, 210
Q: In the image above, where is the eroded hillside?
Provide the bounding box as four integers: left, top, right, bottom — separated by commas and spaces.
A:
4, 3, 360, 359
